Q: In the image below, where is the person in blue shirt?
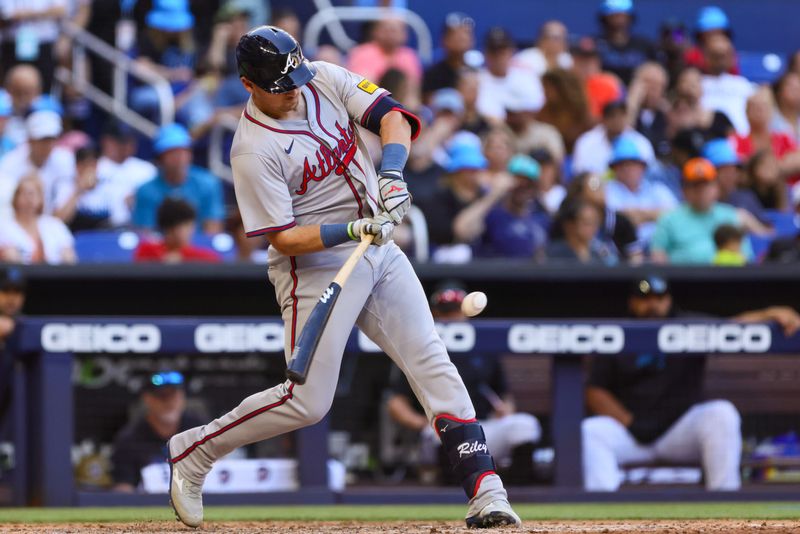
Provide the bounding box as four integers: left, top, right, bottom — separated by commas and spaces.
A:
133, 124, 225, 234
480, 154, 549, 258
651, 157, 752, 264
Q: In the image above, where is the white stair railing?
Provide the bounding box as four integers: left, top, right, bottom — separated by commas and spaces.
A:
54, 21, 175, 138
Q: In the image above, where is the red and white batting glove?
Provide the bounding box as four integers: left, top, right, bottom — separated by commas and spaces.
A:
378, 170, 411, 225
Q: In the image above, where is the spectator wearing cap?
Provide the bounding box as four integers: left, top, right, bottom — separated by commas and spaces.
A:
131, 0, 203, 124
670, 67, 735, 141
651, 158, 752, 264
2, 65, 43, 148
572, 101, 655, 175
771, 72, 800, 145
514, 20, 573, 80
347, 17, 423, 88
583, 275, 800, 492
655, 19, 689, 85
594, 0, 655, 86
111, 371, 205, 492
503, 84, 565, 163
703, 139, 768, 225
536, 69, 592, 154
419, 146, 506, 263
530, 148, 566, 215
386, 282, 541, 484
627, 62, 670, 158
604, 136, 677, 245
545, 199, 617, 265
554, 172, 642, 263
132, 124, 225, 234
134, 198, 221, 263
700, 35, 753, 136
479, 155, 548, 259
765, 184, 800, 263
476, 27, 543, 123
733, 87, 800, 186
0, 110, 75, 222
96, 122, 158, 227
684, 6, 740, 76
422, 12, 476, 100
0, 90, 12, 157
0, 175, 75, 264
0, 0, 67, 92
202, 2, 254, 110
406, 89, 465, 193
571, 36, 623, 121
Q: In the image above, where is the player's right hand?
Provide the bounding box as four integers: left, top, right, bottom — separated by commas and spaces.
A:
350, 213, 394, 246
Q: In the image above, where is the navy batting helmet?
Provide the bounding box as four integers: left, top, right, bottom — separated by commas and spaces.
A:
236, 26, 316, 94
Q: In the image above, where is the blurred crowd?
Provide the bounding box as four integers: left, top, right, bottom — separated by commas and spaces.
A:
1, 0, 800, 266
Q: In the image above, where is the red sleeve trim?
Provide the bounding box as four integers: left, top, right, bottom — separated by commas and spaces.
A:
246, 221, 297, 237
391, 106, 422, 141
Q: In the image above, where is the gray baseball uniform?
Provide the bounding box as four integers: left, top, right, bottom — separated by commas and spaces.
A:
168, 61, 509, 511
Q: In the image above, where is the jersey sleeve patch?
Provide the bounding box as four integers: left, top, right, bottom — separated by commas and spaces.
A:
357, 79, 379, 94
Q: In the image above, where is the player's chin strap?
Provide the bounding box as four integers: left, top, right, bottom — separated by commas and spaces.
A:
434, 414, 496, 499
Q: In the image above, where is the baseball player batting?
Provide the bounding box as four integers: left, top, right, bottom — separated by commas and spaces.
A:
166, 26, 521, 529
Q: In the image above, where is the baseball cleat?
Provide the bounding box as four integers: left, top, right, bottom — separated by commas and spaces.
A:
167, 439, 204, 528
465, 499, 522, 529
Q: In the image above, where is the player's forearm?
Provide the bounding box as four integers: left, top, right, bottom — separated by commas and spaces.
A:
379, 111, 412, 151
267, 225, 327, 256
586, 386, 633, 427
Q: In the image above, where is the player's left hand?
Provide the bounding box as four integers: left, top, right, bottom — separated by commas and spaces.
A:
378, 170, 411, 225
351, 213, 394, 246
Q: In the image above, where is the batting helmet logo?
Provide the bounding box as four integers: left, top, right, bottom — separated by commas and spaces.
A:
281, 50, 302, 75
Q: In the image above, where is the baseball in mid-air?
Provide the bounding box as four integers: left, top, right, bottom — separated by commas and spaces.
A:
461, 291, 488, 317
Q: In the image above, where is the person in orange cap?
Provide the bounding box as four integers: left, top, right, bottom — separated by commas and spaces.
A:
650, 157, 752, 264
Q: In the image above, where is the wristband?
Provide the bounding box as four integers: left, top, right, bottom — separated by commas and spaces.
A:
380, 143, 408, 173
320, 223, 352, 248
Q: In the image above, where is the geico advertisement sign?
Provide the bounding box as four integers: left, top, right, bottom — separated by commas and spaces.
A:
509, 324, 625, 353
657, 324, 771, 353
194, 323, 284, 353
41, 324, 161, 353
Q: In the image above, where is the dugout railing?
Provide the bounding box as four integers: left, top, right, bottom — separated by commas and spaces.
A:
5, 317, 800, 506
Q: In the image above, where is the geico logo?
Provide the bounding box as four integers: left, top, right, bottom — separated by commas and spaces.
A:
657, 324, 772, 353
508, 324, 625, 353
41, 324, 161, 353
194, 323, 284, 353
435, 323, 475, 352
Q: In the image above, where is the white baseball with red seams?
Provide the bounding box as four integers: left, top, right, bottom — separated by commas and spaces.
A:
166, 61, 511, 520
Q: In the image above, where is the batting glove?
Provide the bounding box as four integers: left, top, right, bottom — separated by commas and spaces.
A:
349, 213, 394, 246
377, 170, 411, 225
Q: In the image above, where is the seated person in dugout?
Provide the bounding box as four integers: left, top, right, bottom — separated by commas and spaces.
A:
386, 281, 541, 484
582, 275, 800, 491
111, 371, 204, 492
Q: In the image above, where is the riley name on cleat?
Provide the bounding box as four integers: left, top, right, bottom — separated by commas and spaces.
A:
435, 415, 496, 498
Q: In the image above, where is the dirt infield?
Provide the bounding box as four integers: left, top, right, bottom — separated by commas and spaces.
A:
3, 521, 799, 533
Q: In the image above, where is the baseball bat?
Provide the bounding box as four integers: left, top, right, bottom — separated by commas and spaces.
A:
286, 234, 375, 384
